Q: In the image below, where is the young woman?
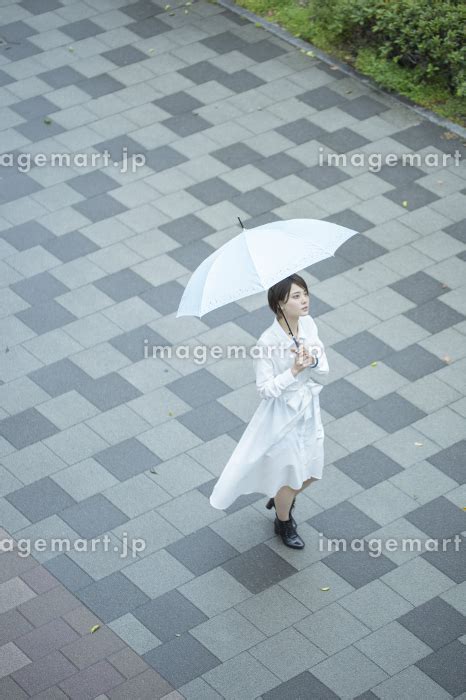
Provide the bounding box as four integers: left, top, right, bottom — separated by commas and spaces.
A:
209, 274, 329, 549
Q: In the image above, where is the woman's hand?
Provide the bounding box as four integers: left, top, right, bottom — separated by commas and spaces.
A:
290, 340, 316, 376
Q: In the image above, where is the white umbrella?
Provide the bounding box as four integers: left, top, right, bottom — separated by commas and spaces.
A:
176, 218, 358, 320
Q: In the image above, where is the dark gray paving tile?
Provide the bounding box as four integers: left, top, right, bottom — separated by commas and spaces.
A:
325, 209, 374, 233
11, 271, 69, 305
308, 501, 380, 539
29, 358, 92, 398
405, 496, 465, 539
239, 39, 287, 62
374, 163, 425, 187
67, 170, 120, 197
217, 69, 266, 93
392, 122, 465, 155
60, 19, 104, 41
315, 61, 347, 80
404, 299, 464, 334
186, 177, 241, 206
107, 668, 173, 700
153, 91, 204, 116
297, 163, 350, 189
94, 438, 161, 481
39, 65, 85, 89
339, 95, 389, 119
45, 554, 94, 592
162, 113, 212, 137
0, 677, 29, 700
77, 572, 149, 623
159, 214, 215, 245
0, 609, 34, 646
333, 331, 394, 367
15, 618, 79, 661
398, 597, 466, 650
390, 271, 449, 305
16, 299, 76, 335
144, 633, 220, 688
133, 590, 207, 642
6, 477, 76, 523
169, 239, 215, 270
61, 494, 128, 538
334, 445, 403, 488
167, 526, 239, 576
222, 543, 297, 594
211, 143, 262, 169
201, 30, 248, 54
93, 135, 145, 163
318, 127, 371, 153
11, 95, 58, 120
120, 0, 164, 19
324, 546, 397, 588
255, 153, 304, 179
231, 187, 284, 216
78, 373, 142, 411
320, 378, 372, 418
143, 145, 188, 172
422, 537, 465, 583
109, 324, 169, 362
242, 211, 283, 228
263, 671, 339, 700
456, 249, 466, 262
384, 182, 440, 210
336, 233, 387, 265
127, 16, 171, 38
428, 441, 466, 484
0, 20, 37, 42
1, 38, 42, 62
200, 302, 246, 328
297, 86, 348, 110
0, 69, 14, 87
0, 173, 43, 204
179, 60, 228, 85
443, 219, 466, 244
78, 74, 125, 98
93, 269, 153, 302
167, 369, 231, 409
59, 660, 124, 699
416, 640, 466, 697
102, 44, 148, 66
306, 254, 353, 281
178, 401, 244, 441
19, 0, 62, 13
139, 280, 184, 314
0, 408, 59, 449
276, 118, 328, 145
42, 231, 99, 262
234, 305, 277, 339
1, 221, 55, 251
359, 392, 426, 433
11, 651, 76, 697
73, 194, 127, 223
14, 117, 65, 141
383, 344, 444, 381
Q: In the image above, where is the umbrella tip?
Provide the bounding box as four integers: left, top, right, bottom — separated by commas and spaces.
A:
238, 217, 244, 230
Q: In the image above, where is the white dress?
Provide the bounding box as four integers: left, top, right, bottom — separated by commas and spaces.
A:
209, 314, 329, 510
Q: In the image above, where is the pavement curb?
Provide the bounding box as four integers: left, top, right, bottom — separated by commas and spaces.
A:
216, 0, 466, 141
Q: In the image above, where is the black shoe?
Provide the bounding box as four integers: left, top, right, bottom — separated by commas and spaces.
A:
266, 496, 297, 528
274, 516, 305, 549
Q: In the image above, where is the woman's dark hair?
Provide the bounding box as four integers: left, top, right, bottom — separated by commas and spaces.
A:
268, 274, 309, 319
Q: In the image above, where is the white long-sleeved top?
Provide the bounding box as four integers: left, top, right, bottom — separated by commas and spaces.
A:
253, 314, 329, 401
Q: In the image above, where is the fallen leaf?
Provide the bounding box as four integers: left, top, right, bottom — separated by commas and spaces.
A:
402, 200, 408, 207
370, 361, 377, 367
320, 586, 330, 591
168, 410, 173, 416
414, 441, 423, 447
148, 48, 155, 53
346, 90, 352, 94
442, 131, 456, 140
150, 468, 158, 474
442, 354, 452, 364
90, 624, 100, 633
43, 117, 52, 125
175, 633, 181, 636
165, 3, 170, 7
306, 51, 314, 57
255, 22, 262, 27
329, 65, 339, 70
441, 283, 449, 289
68, 46, 74, 52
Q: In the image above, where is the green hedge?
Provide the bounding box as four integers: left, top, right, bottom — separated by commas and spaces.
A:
309, 0, 466, 97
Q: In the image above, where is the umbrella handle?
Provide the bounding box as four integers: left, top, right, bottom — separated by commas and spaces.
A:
280, 308, 300, 349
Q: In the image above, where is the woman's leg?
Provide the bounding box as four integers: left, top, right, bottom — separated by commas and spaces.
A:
297, 476, 318, 493
274, 485, 298, 521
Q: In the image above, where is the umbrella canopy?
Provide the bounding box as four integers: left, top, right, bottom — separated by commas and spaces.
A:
176, 218, 358, 318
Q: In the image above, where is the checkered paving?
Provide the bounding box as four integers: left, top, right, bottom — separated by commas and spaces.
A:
0, 0, 465, 697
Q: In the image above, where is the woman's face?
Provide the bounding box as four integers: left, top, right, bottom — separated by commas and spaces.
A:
279, 283, 309, 318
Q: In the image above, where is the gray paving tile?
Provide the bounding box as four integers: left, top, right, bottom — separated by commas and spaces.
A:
217, 69, 265, 93
231, 187, 284, 216
222, 543, 297, 594
0, 174, 44, 204
297, 163, 350, 189
383, 344, 445, 382
61, 494, 128, 538
28, 359, 92, 398
390, 271, 449, 305
178, 401, 244, 442
398, 596, 466, 650
324, 547, 397, 588
78, 74, 125, 98
262, 671, 339, 700
15, 618, 79, 661
0, 21, 37, 42
334, 445, 403, 488
427, 440, 465, 484
109, 324, 169, 362
44, 554, 94, 593
10, 650, 76, 696
38, 66, 86, 89
339, 95, 389, 119
11, 272, 69, 306
201, 30, 248, 55
77, 572, 149, 623
359, 392, 426, 433
94, 437, 160, 481
162, 113, 212, 137
143, 633, 220, 688
333, 331, 394, 367
443, 218, 466, 244
179, 60, 228, 86
375, 164, 425, 188
93, 269, 153, 302
0, 69, 14, 87
169, 239, 215, 271
120, 1, 165, 19
319, 127, 371, 152
166, 526, 239, 576
16, 300, 76, 335
0, 39, 42, 61
255, 153, 304, 179
336, 234, 387, 265
159, 215, 215, 246
15, 118, 65, 142
67, 171, 120, 198
127, 17, 171, 38
11, 96, 59, 121
19, 0, 63, 13
404, 299, 464, 334
240, 39, 287, 62
0, 408, 59, 449
325, 208, 374, 233
297, 86, 348, 110
5, 477, 76, 523
102, 45, 148, 67
0, 609, 34, 646
211, 143, 262, 169
415, 640, 466, 697
405, 495, 465, 538
78, 373, 142, 411
41, 231, 99, 263
320, 378, 372, 418
60, 19, 105, 41
384, 182, 440, 210
133, 589, 207, 642
276, 118, 328, 146
59, 659, 125, 698
143, 145, 188, 172
154, 91, 204, 116
422, 538, 465, 584
93, 135, 146, 163
73, 194, 127, 224
186, 177, 241, 206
